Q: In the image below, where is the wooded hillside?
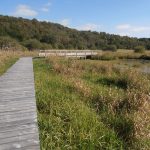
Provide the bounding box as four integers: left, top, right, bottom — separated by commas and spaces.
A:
0, 15, 150, 50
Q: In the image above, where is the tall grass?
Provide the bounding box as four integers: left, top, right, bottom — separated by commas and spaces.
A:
34, 57, 150, 150
0, 50, 38, 75
92, 50, 150, 60
0, 51, 19, 75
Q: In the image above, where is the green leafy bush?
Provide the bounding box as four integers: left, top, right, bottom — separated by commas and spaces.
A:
22, 39, 42, 50
103, 45, 117, 52
134, 46, 145, 53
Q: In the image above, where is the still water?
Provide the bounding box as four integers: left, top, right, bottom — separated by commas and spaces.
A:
115, 59, 150, 74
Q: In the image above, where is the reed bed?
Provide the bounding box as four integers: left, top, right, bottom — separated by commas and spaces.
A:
0, 50, 38, 75
0, 51, 19, 75
34, 56, 150, 150
92, 50, 150, 60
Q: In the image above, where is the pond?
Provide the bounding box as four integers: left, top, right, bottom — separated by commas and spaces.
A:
115, 59, 150, 74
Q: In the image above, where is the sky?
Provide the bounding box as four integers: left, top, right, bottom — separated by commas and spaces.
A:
0, 0, 150, 38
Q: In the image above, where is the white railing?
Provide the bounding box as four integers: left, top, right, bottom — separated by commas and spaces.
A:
39, 50, 98, 58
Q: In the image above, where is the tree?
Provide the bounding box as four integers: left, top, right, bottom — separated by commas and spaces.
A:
103, 45, 117, 52
0, 15, 150, 51
40, 34, 57, 44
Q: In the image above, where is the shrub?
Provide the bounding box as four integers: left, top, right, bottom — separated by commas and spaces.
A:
100, 53, 117, 60
0, 36, 24, 51
22, 39, 42, 50
134, 46, 145, 53
103, 45, 117, 52
40, 43, 52, 50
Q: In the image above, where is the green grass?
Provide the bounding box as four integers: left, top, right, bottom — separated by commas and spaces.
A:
33, 57, 150, 150
92, 50, 150, 61
0, 50, 38, 76
0, 56, 18, 75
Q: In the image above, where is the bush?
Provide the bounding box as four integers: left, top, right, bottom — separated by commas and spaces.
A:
100, 53, 117, 60
103, 45, 117, 52
22, 39, 42, 50
134, 46, 145, 53
0, 36, 24, 51
40, 43, 52, 50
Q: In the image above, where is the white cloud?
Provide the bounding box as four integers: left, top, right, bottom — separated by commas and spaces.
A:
78, 23, 101, 31
117, 24, 150, 32
14, 4, 38, 17
60, 19, 70, 26
116, 24, 150, 37
131, 27, 150, 32
116, 24, 131, 30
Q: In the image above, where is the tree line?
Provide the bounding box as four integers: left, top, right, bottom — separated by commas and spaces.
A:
0, 15, 150, 51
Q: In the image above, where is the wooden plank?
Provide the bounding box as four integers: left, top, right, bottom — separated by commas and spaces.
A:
0, 123, 37, 134
0, 120, 37, 132
0, 127, 38, 139
0, 57, 40, 150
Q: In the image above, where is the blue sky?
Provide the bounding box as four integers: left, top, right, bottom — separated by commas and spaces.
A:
0, 0, 150, 37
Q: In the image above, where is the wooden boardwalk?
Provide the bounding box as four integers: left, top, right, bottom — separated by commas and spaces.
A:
39, 50, 98, 58
0, 57, 40, 150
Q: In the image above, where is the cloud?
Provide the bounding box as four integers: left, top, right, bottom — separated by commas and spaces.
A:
117, 24, 150, 32
131, 27, 150, 32
13, 4, 38, 17
78, 23, 101, 31
116, 24, 131, 30
41, 8, 49, 12
116, 24, 150, 37
60, 19, 70, 26
41, 1, 51, 12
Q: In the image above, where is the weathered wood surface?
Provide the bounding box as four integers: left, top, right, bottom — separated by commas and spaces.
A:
0, 57, 40, 150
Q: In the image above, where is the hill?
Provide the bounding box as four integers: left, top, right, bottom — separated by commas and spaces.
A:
0, 15, 150, 50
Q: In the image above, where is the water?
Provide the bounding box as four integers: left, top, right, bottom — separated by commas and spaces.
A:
115, 59, 150, 74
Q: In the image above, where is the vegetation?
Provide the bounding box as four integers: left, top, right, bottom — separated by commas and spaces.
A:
0, 36, 27, 51
0, 13, 150, 149
0, 51, 19, 75
104, 45, 117, 52
34, 57, 150, 150
92, 50, 150, 61
134, 46, 146, 53
1, 15, 150, 50
0, 50, 38, 75
22, 39, 42, 50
